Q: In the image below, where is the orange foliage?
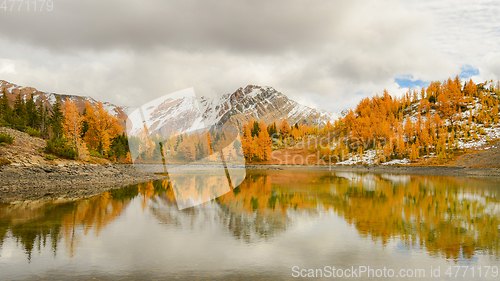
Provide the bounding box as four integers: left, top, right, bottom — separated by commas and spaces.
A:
255, 121, 272, 161
84, 101, 122, 155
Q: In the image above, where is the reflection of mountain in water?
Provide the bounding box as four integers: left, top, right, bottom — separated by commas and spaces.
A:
150, 172, 296, 243
150, 196, 293, 244
1, 170, 500, 261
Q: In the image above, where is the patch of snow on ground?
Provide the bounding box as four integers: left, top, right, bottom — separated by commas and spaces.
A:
334, 148, 411, 166
382, 158, 411, 166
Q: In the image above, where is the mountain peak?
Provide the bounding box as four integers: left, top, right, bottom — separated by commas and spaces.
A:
200, 84, 337, 129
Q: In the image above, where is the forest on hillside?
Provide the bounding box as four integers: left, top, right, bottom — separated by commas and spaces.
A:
2, 76, 499, 166
0, 89, 130, 162
240, 77, 500, 165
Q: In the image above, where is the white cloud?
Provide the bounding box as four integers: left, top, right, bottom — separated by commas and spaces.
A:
0, 59, 15, 74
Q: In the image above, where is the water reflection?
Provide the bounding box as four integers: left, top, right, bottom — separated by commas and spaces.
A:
331, 172, 500, 259
0, 170, 499, 263
0, 181, 168, 260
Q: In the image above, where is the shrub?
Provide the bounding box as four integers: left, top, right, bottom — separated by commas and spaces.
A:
45, 154, 56, 161
11, 124, 26, 132
26, 127, 41, 138
0, 133, 14, 144
89, 149, 107, 159
0, 119, 10, 127
45, 138, 78, 160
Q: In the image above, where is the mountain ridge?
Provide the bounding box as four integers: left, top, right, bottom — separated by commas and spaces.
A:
0, 80, 338, 137
200, 84, 338, 128
0, 80, 129, 128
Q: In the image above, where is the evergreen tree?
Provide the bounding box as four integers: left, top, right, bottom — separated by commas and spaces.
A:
80, 108, 89, 139
26, 94, 40, 129
251, 120, 260, 137
110, 132, 130, 159
13, 93, 26, 129
50, 97, 64, 139
0, 89, 12, 125
38, 102, 49, 139
233, 138, 242, 157
267, 122, 277, 138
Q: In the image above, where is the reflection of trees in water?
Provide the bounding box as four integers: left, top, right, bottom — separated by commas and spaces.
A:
1, 171, 500, 261
220, 207, 290, 243
151, 172, 325, 243
153, 170, 500, 259
330, 173, 500, 260
61, 192, 131, 257
0, 201, 75, 260
0, 182, 169, 260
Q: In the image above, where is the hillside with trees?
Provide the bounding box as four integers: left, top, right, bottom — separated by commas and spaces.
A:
2, 76, 500, 168
240, 77, 500, 167
0, 89, 131, 164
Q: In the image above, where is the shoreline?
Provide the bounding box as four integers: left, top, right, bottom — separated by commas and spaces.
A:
0, 164, 166, 204
245, 164, 500, 179
1, 163, 499, 204
122, 163, 500, 179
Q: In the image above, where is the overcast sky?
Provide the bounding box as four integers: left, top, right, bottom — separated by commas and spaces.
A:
0, 0, 499, 113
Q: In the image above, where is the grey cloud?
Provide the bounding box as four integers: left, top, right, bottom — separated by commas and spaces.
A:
0, 0, 499, 114
0, 0, 353, 54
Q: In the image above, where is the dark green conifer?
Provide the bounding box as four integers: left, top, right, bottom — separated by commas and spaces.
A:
49, 97, 64, 139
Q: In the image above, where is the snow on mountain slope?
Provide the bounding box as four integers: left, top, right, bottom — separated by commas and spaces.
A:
201, 85, 338, 128
127, 88, 205, 137
130, 84, 339, 138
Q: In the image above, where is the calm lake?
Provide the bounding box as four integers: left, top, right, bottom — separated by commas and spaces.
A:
1, 169, 499, 280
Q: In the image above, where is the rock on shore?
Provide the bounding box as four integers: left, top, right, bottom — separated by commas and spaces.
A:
0, 164, 165, 203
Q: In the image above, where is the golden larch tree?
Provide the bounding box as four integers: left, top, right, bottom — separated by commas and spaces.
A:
62, 99, 89, 160
138, 124, 155, 160
84, 101, 122, 155
241, 122, 255, 160
256, 121, 272, 161
279, 118, 290, 139
179, 134, 196, 162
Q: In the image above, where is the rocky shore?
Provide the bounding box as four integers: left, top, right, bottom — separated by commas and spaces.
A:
0, 164, 165, 203
325, 165, 500, 178
246, 164, 500, 179
2, 162, 500, 204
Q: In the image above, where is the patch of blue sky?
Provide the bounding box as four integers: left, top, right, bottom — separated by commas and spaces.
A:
459, 65, 479, 78
395, 75, 429, 89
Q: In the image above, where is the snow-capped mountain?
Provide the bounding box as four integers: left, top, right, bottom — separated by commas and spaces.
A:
200, 85, 338, 128
126, 88, 205, 137
128, 85, 339, 137
1, 80, 339, 137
